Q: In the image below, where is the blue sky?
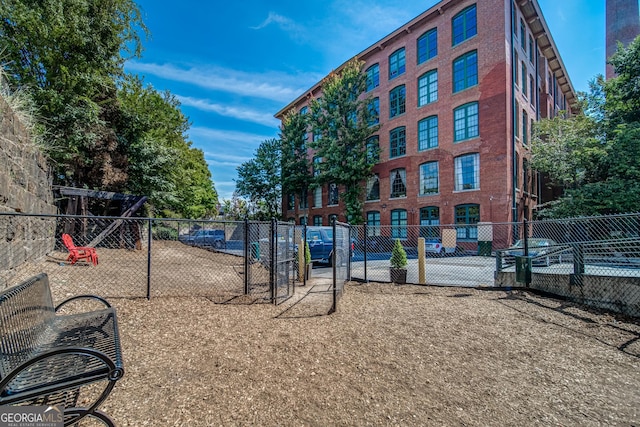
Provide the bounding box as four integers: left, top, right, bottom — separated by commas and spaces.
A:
126, 0, 607, 201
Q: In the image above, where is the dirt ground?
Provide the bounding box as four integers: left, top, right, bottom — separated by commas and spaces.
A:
5, 244, 640, 426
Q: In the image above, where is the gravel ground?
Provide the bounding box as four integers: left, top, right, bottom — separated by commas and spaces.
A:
92, 282, 639, 426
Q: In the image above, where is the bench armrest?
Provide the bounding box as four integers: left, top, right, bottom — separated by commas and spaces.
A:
0, 347, 124, 405
55, 295, 112, 311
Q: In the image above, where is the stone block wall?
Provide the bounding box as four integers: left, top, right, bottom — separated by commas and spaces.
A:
0, 94, 57, 281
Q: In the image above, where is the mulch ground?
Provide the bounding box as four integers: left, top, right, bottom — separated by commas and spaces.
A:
4, 244, 640, 425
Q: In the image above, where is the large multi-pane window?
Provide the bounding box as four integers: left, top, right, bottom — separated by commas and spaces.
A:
328, 183, 339, 205
514, 100, 519, 138
389, 85, 406, 118
452, 4, 477, 46
529, 35, 534, 63
513, 51, 519, 87
523, 158, 530, 193
389, 127, 406, 158
419, 161, 439, 195
453, 102, 479, 142
312, 156, 322, 176
300, 106, 308, 115
521, 61, 527, 97
364, 136, 380, 163
389, 48, 406, 79
390, 168, 407, 198
454, 153, 479, 191
366, 136, 380, 163
420, 206, 440, 239
366, 64, 380, 91
522, 110, 528, 145
287, 193, 295, 210
300, 216, 307, 226
391, 209, 408, 239
455, 204, 479, 240
417, 28, 437, 64
418, 116, 438, 150
313, 187, 322, 208
368, 97, 380, 125
299, 189, 308, 209
313, 215, 322, 226
367, 211, 381, 236
453, 51, 478, 93
520, 19, 526, 49
366, 174, 380, 201
418, 70, 438, 106
529, 75, 535, 106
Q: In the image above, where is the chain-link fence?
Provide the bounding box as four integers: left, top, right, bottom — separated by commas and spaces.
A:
350, 213, 640, 316
0, 213, 296, 305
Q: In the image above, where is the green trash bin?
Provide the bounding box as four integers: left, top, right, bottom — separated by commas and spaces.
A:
251, 242, 260, 260
515, 256, 532, 284
478, 241, 492, 256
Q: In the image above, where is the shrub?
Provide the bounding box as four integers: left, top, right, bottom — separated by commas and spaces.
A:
390, 239, 407, 269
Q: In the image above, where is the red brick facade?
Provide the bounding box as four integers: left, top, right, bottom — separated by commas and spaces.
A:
277, 0, 577, 231
606, 0, 640, 79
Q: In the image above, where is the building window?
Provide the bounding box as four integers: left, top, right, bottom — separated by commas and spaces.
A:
328, 183, 339, 205
454, 153, 479, 191
529, 75, 535, 106
452, 4, 477, 46
366, 63, 380, 91
391, 209, 408, 239
455, 204, 479, 241
515, 152, 520, 189
312, 156, 322, 176
529, 35, 534, 63
420, 206, 440, 239
453, 50, 478, 93
389, 85, 406, 118
299, 189, 308, 209
313, 131, 321, 142
419, 161, 439, 195
417, 28, 437, 64
300, 216, 307, 225
453, 102, 479, 142
368, 97, 380, 125
523, 158, 529, 193
418, 69, 438, 106
513, 50, 519, 87
514, 100, 519, 138
389, 126, 406, 158
520, 19, 526, 50
389, 48, 406, 79
367, 211, 381, 236
366, 136, 380, 163
300, 106, 308, 115
366, 174, 380, 201
390, 168, 407, 198
313, 215, 322, 226
521, 61, 526, 97
287, 193, 295, 210
418, 116, 438, 150
313, 187, 322, 208
522, 110, 528, 145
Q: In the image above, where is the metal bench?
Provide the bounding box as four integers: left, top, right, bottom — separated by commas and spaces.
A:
0, 273, 124, 426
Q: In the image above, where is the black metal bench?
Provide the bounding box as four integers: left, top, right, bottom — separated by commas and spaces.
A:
0, 273, 124, 426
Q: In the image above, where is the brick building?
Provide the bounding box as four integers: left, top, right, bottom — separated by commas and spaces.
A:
276, 0, 578, 241
606, 0, 640, 79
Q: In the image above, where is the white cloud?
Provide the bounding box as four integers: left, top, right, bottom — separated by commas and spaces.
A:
177, 95, 279, 128
126, 61, 314, 103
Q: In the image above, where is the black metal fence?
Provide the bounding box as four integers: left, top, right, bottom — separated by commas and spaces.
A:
0, 213, 296, 305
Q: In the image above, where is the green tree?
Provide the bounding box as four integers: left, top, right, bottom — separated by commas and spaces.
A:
0, 0, 146, 188
532, 36, 640, 217
236, 138, 282, 219
280, 109, 312, 208
309, 58, 380, 224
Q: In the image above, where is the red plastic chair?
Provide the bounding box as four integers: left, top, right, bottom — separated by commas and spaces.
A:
62, 234, 98, 266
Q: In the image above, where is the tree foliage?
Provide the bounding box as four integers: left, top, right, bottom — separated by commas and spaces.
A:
0, 0, 218, 218
308, 58, 380, 224
280, 109, 311, 203
532, 36, 640, 218
236, 138, 282, 220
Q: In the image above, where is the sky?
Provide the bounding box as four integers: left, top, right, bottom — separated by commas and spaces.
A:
126, 0, 607, 201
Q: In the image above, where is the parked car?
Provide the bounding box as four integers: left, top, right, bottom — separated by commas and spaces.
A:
504, 238, 562, 266
424, 238, 462, 256
180, 229, 226, 248
304, 226, 353, 266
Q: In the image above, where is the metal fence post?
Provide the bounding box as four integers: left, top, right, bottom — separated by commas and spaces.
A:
363, 224, 368, 282
146, 218, 152, 300
243, 218, 249, 295
270, 218, 276, 304
330, 217, 337, 314
303, 223, 307, 287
